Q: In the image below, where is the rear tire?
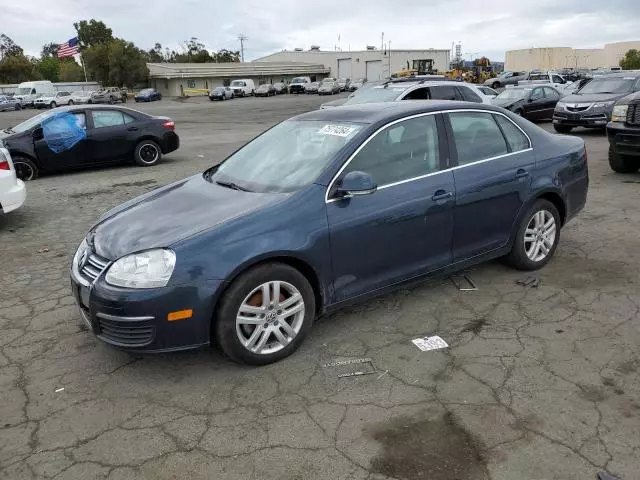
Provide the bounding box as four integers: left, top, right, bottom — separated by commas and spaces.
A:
50, 102, 56, 109
492, 82, 500, 89
12, 156, 39, 181
134, 140, 162, 167
554, 125, 573, 134
505, 199, 561, 270
15, 103, 22, 111
214, 262, 315, 365
68, 100, 74, 105
609, 145, 640, 173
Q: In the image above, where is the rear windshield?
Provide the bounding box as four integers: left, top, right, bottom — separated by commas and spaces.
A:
343, 85, 408, 105
578, 78, 635, 94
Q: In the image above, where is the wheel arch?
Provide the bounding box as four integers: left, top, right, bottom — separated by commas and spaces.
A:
536, 190, 567, 226
210, 254, 325, 333
9, 150, 41, 169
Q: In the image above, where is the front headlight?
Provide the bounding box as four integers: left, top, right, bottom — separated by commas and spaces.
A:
555, 101, 565, 109
105, 249, 176, 288
611, 104, 629, 122
593, 101, 614, 109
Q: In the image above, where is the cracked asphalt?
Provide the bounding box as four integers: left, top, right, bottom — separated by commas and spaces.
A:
1, 94, 639, 480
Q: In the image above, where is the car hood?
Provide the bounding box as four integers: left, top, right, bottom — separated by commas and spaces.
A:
492, 97, 523, 108
560, 92, 626, 103
91, 174, 287, 259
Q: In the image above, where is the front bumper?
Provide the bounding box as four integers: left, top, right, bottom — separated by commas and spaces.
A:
607, 122, 640, 157
70, 257, 224, 353
553, 110, 609, 127
0, 179, 26, 213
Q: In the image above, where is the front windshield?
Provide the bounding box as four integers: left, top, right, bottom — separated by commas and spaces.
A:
140, 89, 153, 94
16, 87, 32, 95
291, 78, 306, 84
495, 89, 530, 100
578, 78, 635, 94
11, 110, 55, 133
211, 120, 363, 193
343, 85, 407, 105
230, 81, 245, 87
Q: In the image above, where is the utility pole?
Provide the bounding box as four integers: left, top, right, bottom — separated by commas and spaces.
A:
238, 34, 247, 62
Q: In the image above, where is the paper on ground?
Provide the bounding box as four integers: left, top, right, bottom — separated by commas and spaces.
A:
411, 335, 449, 352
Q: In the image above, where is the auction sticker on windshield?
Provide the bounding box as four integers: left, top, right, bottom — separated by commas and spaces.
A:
318, 124, 360, 137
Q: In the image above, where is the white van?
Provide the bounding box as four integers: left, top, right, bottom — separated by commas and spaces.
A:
229, 79, 256, 97
14, 81, 56, 108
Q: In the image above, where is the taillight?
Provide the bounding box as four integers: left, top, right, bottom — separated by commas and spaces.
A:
0, 160, 9, 171
162, 121, 175, 130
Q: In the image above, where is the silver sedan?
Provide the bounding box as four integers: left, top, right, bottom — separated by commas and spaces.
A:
0, 95, 22, 112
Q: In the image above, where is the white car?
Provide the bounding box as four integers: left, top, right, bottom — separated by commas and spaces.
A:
69, 90, 95, 104
0, 147, 26, 214
34, 91, 73, 109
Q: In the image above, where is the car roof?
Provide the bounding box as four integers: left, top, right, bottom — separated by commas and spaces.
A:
45, 104, 150, 115
294, 101, 501, 124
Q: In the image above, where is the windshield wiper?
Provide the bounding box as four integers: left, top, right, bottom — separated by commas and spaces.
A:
215, 180, 251, 192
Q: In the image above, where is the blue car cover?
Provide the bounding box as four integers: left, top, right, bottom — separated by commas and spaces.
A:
42, 112, 87, 153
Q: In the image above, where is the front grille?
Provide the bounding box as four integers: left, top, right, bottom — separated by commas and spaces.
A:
627, 104, 640, 125
566, 106, 589, 112
97, 314, 154, 347
79, 252, 109, 284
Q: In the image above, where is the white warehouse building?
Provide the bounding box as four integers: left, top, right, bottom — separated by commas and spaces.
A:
253, 47, 451, 81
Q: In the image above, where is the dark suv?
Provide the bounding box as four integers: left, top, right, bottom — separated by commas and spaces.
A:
607, 91, 640, 173
552, 73, 640, 133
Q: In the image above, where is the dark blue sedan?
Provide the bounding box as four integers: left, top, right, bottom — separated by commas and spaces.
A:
134, 88, 162, 102
70, 102, 588, 364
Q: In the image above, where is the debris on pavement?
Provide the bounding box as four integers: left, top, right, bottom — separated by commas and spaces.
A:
54, 387, 64, 393
324, 357, 377, 378
38, 248, 50, 253
451, 274, 477, 291
411, 335, 449, 352
516, 276, 540, 288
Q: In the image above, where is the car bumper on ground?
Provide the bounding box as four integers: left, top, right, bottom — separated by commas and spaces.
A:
607, 122, 640, 157
70, 259, 224, 353
553, 112, 609, 127
0, 179, 26, 213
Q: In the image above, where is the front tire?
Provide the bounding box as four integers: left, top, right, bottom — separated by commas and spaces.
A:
15, 103, 22, 111
554, 125, 573, 134
609, 145, 640, 173
134, 140, 162, 167
505, 199, 561, 270
492, 82, 500, 89
50, 102, 56, 109
12, 156, 39, 181
68, 100, 74, 105
214, 263, 316, 365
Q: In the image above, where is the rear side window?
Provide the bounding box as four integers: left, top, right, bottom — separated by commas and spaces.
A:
123, 113, 136, 124
458, 86, 482, 103
543, 87, 560, 100
552, 75, 563, 83
92, 110, 125, 128
448, 112, 508, 165
494, 115, 530, 152
403, 87, 430, 100
430, 85, 462, 101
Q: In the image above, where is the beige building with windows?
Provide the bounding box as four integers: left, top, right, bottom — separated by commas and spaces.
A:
505, 41, 640, 71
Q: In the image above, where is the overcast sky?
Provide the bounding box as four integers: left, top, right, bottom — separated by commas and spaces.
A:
3, 0, 639, 60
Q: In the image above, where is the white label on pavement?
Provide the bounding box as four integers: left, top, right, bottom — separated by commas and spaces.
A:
411, 335, 449, 351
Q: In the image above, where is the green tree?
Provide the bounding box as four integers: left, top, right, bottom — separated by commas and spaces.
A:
0, 34, 23, 60
41, 42, 60, 58
59, 59, 84, 81
212, 49, 240, 63
0, 54, 41, 83
74, 19, 113, 48
173, 37, 212, 63
620, 49, 640, 70
37, 56, 60, 81
82, 43, 110, 84
107, 39, 148, 86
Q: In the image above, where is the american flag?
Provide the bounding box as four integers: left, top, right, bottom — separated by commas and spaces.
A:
57, 37, 79, 58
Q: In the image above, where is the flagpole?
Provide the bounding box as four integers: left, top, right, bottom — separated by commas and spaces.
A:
79, 53, 88, 82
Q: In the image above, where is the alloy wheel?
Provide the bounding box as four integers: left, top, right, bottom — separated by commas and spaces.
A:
524, 210, 556, 262
235, 280, 305, 355
138, 144, 159, 164
14, 161, 35, 181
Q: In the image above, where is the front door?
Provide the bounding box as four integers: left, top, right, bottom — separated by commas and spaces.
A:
86, 109, 137, 163
446, 110, 535, 261
523, 87, 547, 121
326, 113, 455, 302
33, 111, 88, 171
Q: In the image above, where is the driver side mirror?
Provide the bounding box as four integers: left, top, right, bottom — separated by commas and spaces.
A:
335, 171, 377, 198
32, 127, 43, 141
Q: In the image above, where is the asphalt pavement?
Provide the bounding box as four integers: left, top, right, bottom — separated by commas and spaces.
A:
1, 94, 639, 480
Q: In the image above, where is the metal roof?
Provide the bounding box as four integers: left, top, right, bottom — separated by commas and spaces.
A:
147, 62, 330, 79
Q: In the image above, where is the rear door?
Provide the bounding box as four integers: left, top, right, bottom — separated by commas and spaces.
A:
542, 87, 561, 118
523, 87, 547, 120
86, 109, 139, 163
445, 110, 534, 261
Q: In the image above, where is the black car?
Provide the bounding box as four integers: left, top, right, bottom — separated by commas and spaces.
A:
492, 85, 563, 121
607, 91, 640, 173
0, 105, 179, 181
